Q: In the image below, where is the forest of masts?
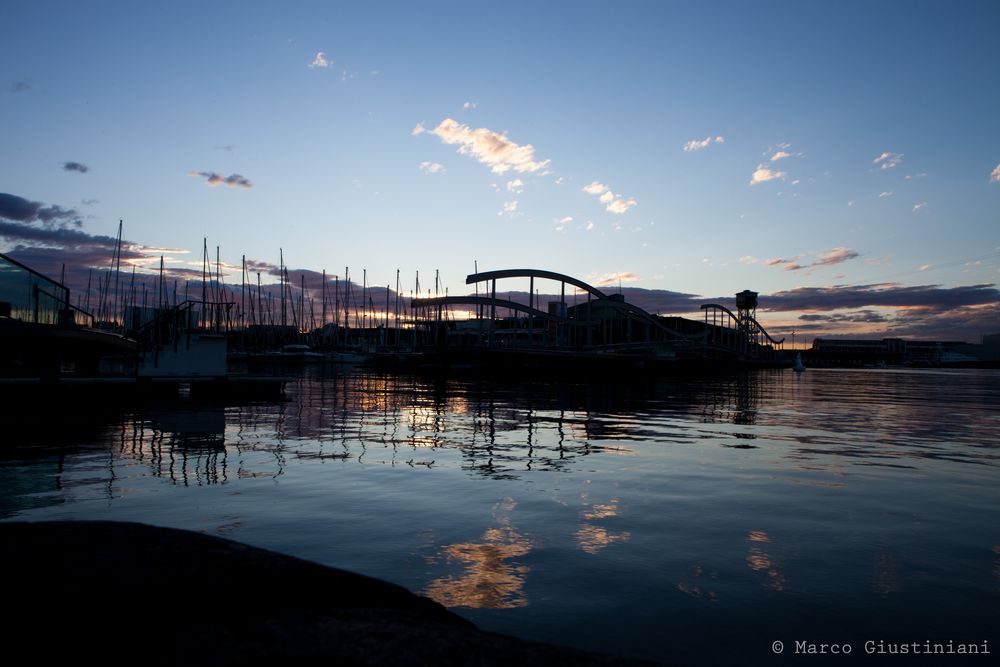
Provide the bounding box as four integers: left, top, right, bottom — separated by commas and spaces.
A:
72, 225, 459, 339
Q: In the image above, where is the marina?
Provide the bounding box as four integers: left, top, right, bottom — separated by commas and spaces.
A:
4, 4, 1000, 662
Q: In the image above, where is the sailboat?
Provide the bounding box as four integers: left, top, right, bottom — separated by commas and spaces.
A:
793, 353, 806, 373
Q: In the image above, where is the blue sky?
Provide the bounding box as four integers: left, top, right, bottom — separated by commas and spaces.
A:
2, 1, 999, 340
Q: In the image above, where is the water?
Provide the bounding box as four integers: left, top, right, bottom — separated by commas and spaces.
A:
3, 367, 999, 664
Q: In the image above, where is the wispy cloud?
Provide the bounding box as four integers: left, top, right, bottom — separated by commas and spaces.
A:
423, 118, 550, 175
499, 200, 518, 216
873, 151, 903, 170
0, 192, 81, 226
739, 256, 759, 265
766, 247, 859, 272
419, 161, 445, 174
411, 123, 426, 136
582, 181, 637, 214
905, 172, 927, 180
62, 161, 89, 173
683, 135, 725, 152
592, 271, 641, 287
10, 80, 29, 93
879, 191, 893, 198
506, 178, 524, 193
770, 150, 791, 161
554, 216, 572, 231
814, 247, 860, 267
309, 52, 331, 69
991, 163, 1000, 182
750, 165, 785, 185
912, 201, 927, 212
187, 171, 253, 188
462, 101, 477, 110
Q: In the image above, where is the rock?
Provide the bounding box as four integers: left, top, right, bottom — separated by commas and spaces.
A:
1, 521, 658, 666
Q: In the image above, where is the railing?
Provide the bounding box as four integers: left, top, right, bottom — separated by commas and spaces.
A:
700, 303, 785, 358
0, 253, 71, 325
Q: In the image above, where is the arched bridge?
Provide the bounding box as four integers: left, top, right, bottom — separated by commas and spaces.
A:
410, 268, 785, 360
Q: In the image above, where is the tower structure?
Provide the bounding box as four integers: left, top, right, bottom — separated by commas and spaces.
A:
735, 290, 759, 353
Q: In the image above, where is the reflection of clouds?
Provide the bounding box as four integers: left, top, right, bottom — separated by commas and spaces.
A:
746, 531, 788, 592
575, 496, 630, 555
581, 500, 621, 520
575, 523, 631, 555
873, 553, 900, 596
423, 497, 532, 609
676, 565, 719, 601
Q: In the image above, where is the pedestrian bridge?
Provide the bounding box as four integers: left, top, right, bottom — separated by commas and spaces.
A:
411, 268, 784, 360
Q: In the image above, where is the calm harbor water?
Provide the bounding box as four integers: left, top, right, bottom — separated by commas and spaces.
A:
3, 367, 999, 664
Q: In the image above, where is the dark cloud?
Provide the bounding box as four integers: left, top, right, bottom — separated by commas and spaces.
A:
0, 221, 123, 248
63, 161, 90, 173
0, 192, 82, 226
10, 80, 29, 93
763, 283, 1000, 313
188, 171, 253, 189
798, 310, 890, 324
0, 221, 151, 290
245, 259, 277, 274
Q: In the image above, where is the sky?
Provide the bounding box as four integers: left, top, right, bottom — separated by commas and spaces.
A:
2, 0, 999, 341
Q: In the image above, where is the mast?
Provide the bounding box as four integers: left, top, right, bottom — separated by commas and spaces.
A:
241, 255, 247, 329
202, 238, 207, 308
321, 269, 327, 327
84, 268, 93, 313
280, 248, 286, 327
111, 220, 122, 328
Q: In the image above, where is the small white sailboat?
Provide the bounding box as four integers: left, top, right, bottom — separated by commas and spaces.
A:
793, 352, 806, 373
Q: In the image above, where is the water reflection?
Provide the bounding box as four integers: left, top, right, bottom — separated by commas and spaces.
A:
423, 497, 532, 609
873, 552, 901, 596
575, 495, 631, 555
676, 565, 720, 602
746, 530, 788, 592
1, 367, 998, 664
4, 368, 998, 520
117, 409, 228, 486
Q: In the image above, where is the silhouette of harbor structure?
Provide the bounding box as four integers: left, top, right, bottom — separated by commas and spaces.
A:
5, 249, 997, 391
405, 268, 787, 371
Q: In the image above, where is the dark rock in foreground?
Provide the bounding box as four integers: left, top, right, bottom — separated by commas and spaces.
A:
1, 521, 657, 666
